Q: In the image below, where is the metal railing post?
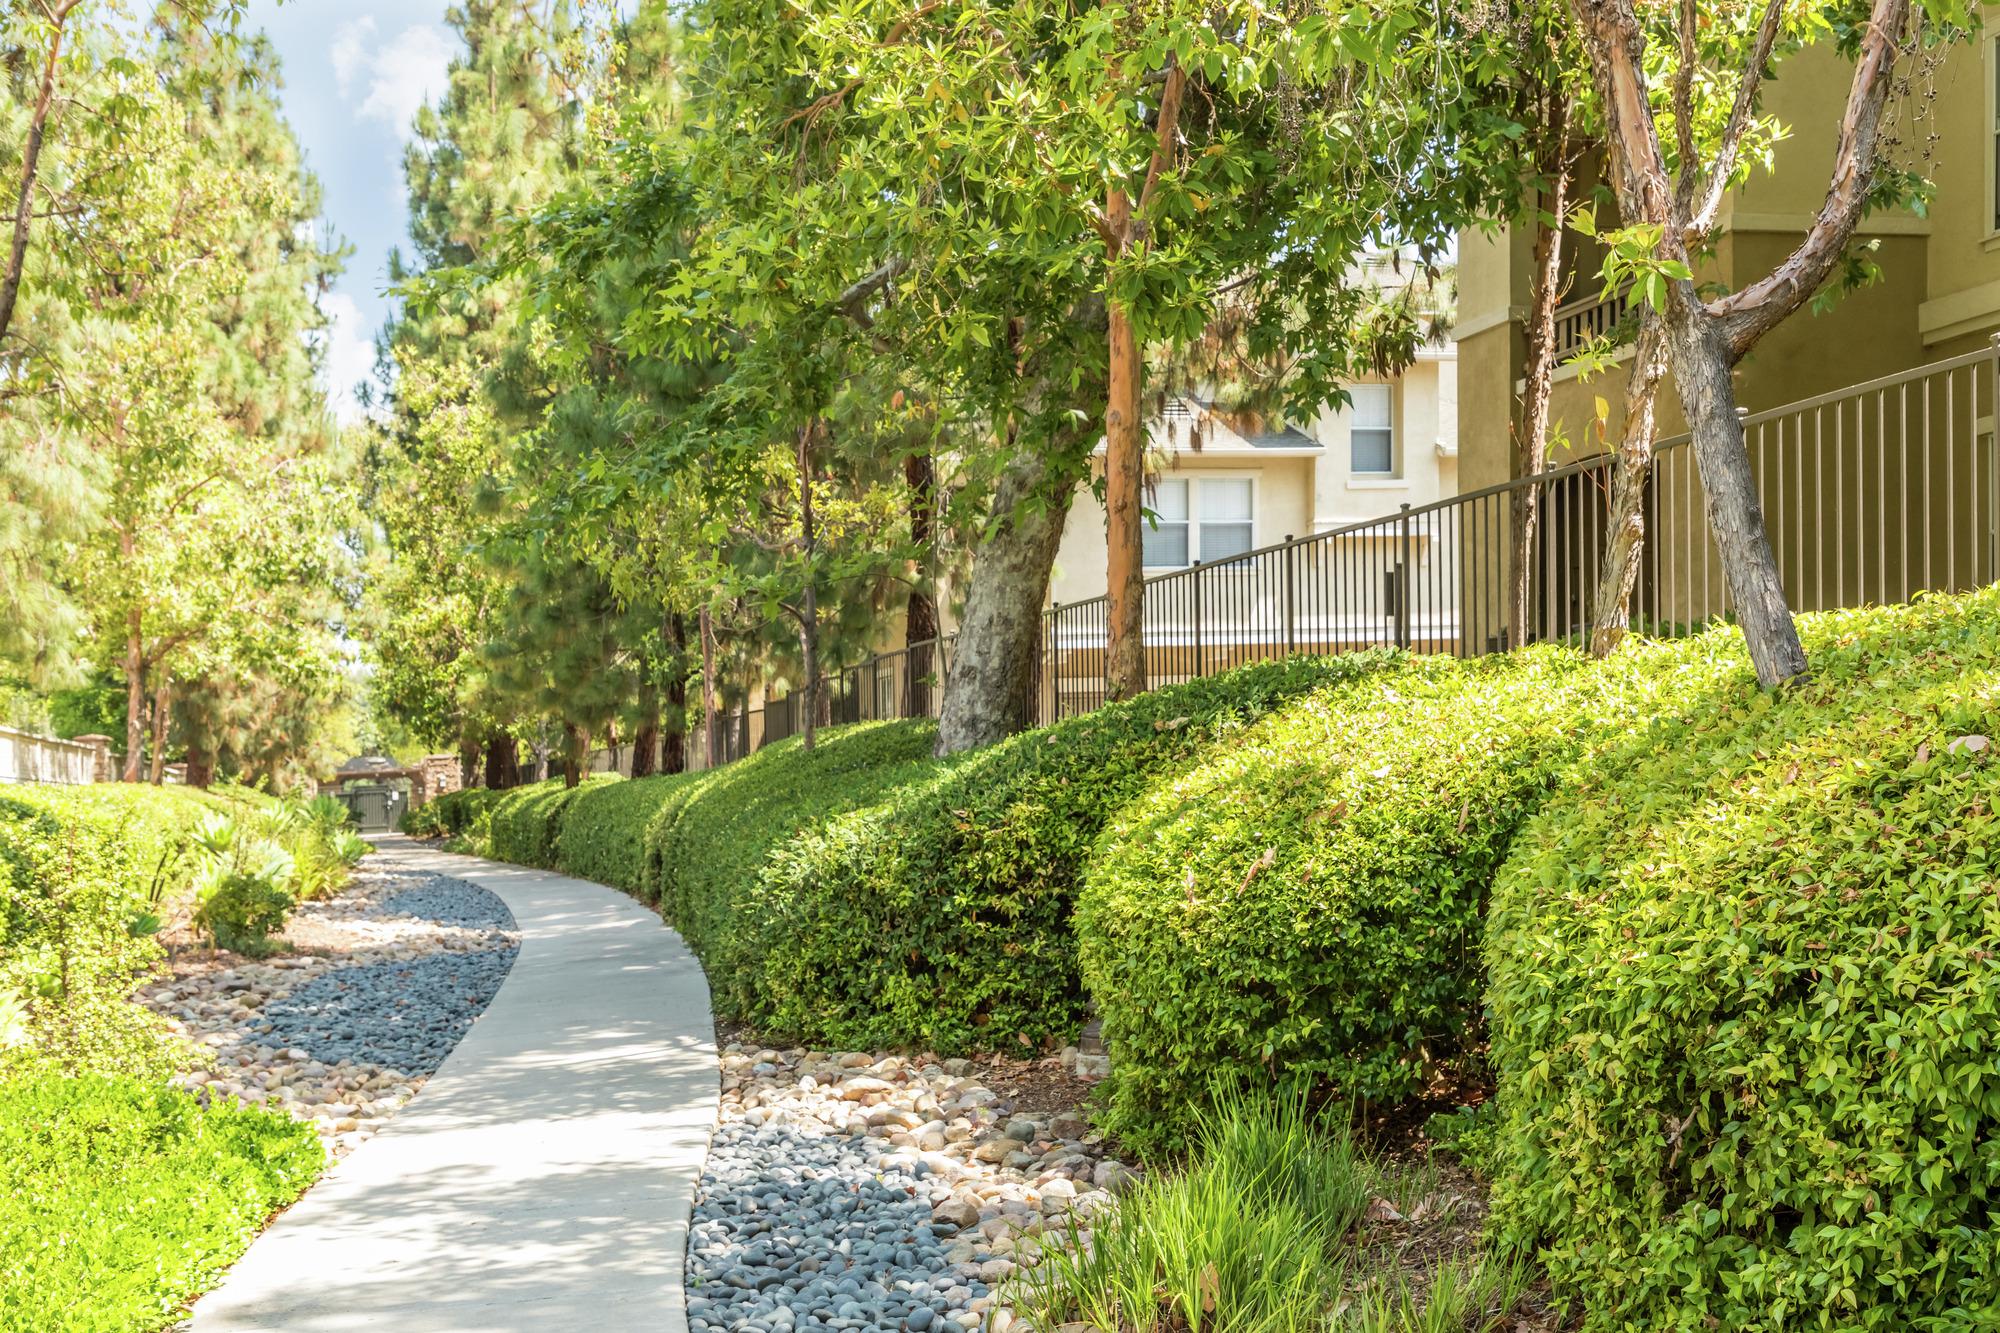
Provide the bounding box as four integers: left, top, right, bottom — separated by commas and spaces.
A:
1191, 563, 1204, 678
1282, 534, 1296, 654
1395, 504, 1413, 650
1989, 334, 2000, 584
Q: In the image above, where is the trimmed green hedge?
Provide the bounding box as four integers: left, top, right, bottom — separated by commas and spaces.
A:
650, 722, 943, 1017
1074, 645, 1725, 1155
1487, 591, 2000, 1331
556, 772, 701, 894
485, 775, 618, 868
0, 1071, 322, 1332
735, 654, 1396, 1052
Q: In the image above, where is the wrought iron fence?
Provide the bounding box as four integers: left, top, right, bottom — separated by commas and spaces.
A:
689, 346, 2000, 770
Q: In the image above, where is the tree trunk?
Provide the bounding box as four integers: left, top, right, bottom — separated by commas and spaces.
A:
0, 3, 76, 351
122, 613, 146, 783
935, 439, 1076, 754
1508, 119, 1571, 648
903, 449, 938, 718
147, 678, 172, 784
483, 733, 520, 789
561, 721, 584, 789
1103, 190, 1146, 701
604, 720, 621, 776
1589, 314, 1669, 656
460, 738, 482, 790
1665, 292, 1807, 686
631, 679, 660, 779
184, 746, 213, 789
664, 613, 687, 775
797, 424, 820, 752
699, 604, 719, 768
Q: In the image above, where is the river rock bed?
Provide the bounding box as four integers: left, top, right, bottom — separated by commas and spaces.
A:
690, 1044, 1139, 1333
141, 862, 519, 1158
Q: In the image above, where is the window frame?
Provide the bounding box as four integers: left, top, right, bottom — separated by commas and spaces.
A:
1346, 382, 1398, 478
1141, 473, 1260, 572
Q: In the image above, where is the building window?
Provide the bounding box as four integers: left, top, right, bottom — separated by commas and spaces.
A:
1348, 383, 1395, 475
1142, 477, 1256, 569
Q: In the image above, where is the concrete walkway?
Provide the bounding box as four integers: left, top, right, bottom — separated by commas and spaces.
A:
190, 837, 718, 1333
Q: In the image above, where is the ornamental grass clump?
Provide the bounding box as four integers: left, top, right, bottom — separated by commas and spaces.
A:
1486, 588, 2000, 1330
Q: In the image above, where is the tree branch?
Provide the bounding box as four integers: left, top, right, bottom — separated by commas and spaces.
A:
1135, 55, 1187, 223
1706, 0, 1911, 360
1684, 0, 1787, 242
1671, 0, 1697, 206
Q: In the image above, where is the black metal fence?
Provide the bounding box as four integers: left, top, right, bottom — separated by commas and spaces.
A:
691, 347, 2000, 769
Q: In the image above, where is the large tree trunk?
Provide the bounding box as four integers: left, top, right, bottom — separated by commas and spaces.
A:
664, 613, 687, 775
1665, 292, 1806, 686
1508, 120, 1572, 648
1589, 314, 1669, 656
122, 613, 146, 783
483, 733, 520, 789
561, 721, 584, 789
796, 424, 820, 752
903, 449, 939, 718
935, 440, 1077, 755
699, 604, 719, 768
184, 745, 213, 789
1102, 234, 1146, 701
631, 679, 660, 779
147, 678, 172, 784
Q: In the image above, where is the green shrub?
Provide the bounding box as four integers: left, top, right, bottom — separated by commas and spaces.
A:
556, 770, 700, 893
649, 721, 943, 1015
0, 1071, 321, 1332
1073, 647, 1708, 1154
486, 776, 617, 868
403, 785, 504, 843
1486, 591, 2000, 1331
740, 655, 1390, 1052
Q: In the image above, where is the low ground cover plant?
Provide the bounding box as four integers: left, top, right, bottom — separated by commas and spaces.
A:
1486, 590, 2000, 1330
1074, 643, 1726, 1154
739, 654, 1394, 1052
0, 1071, 321, 1333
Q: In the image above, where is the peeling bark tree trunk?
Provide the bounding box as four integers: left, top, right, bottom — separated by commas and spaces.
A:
483, 734, 520, 789
631, 680, 660, 779
935, 438, 1079, 755
903, 449, 939, 718
147, 679, 171, 784
122, 610, 146, 783
1589, 314, 1669, 656
1508, 113, 1573, 648
1665, 292, 1806, 685
1103, 202, 1146, 701
699, 604, 719, 768
664, 613, 688, 775
794, 421, 821, 753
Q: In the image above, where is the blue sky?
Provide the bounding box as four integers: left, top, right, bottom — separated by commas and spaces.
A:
247, 0, 459, 423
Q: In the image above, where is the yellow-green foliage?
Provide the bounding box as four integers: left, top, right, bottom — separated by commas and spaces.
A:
1074, 646, 1722, 1155
0, 1071, 322, 1332
740, 656, 1390, 1052
1487, 591, 2000, 1331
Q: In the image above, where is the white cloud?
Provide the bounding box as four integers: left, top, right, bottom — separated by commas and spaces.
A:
331, 17, 376, 97
318, 292, 381, 427
333, 21, 455, 145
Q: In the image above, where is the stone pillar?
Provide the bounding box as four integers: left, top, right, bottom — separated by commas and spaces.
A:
73, 735, 113, 784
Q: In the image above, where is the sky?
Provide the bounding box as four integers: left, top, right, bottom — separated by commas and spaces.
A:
246, 0, 460, 424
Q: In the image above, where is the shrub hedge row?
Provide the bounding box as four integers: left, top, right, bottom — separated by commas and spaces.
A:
1487, 590, 2000, 1331
736, 654, 1394, 1051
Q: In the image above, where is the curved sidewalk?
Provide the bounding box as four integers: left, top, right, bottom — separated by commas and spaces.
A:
191, 837, 718, 1333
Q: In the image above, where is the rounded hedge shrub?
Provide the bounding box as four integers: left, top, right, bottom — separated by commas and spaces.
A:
736, 653, 1396, 1053
555, 771, 698, 894
1487, 590, 2000, 1331
1074, 645, 1711, 1156
649, 720, 941, 1016
486, 776, 616, 869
